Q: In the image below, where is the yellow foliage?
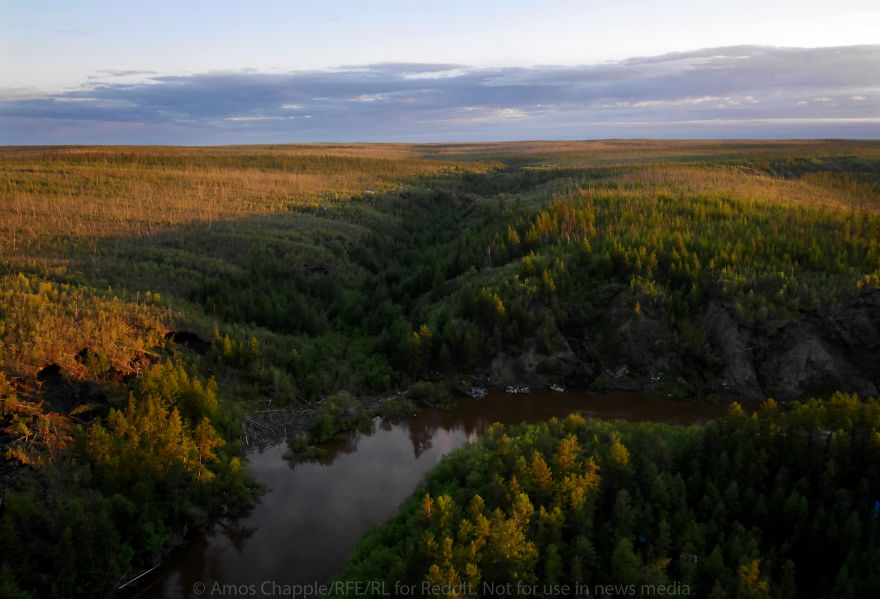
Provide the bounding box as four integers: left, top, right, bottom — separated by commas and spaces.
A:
0, 273, 165, 377
608, 434, 630, 469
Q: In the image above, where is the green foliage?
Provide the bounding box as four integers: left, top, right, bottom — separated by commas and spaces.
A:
407, 381, 441, 405
378, 395, 417, 420
310, 391, 371, 443
89, 362, 224, 482
213, 330, 262, 369
332, 395, 880, 597
0, 361, 254, 597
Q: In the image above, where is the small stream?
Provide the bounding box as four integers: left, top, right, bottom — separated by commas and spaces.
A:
130, 390, 753, 598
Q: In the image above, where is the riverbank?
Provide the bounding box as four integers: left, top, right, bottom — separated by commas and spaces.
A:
127, 389, 758, 598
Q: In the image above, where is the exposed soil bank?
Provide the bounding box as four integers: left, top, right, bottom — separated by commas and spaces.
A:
484, 287, 880, 401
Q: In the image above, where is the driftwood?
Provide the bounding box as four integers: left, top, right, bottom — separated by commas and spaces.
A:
239, 407, 312, 447
117, 562, 161, 591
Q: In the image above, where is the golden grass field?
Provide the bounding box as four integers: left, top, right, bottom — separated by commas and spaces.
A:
5, 140, 879, 261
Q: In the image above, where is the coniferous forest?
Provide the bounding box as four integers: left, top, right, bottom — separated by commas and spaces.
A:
1, 141, 879, 597
332, 396, 880, 598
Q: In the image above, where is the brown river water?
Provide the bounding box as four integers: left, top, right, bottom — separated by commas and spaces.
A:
127, 389, 756, 598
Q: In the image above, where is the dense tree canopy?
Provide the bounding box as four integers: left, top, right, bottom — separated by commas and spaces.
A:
333, 395, 880, 598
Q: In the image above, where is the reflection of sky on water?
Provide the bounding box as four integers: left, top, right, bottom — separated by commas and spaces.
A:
135, 391, 750, 598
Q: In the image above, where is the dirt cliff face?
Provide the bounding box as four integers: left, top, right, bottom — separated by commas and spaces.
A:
689, 287, 879, 400
488, 334, 580, 387
756, 327, 876, 400
818, 287, 880, 389
486, 287, 880, 401
703, 302, 763, 397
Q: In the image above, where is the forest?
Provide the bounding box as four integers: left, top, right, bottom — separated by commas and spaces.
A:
332, 395, 880, 598
0, 140, 879, 596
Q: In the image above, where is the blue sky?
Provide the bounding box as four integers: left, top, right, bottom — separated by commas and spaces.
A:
2, 0, 879, 144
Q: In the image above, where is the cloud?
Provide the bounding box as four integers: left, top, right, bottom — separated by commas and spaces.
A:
95, 69, 159, 78
2, 45, 878, 144
0, 87, 47, 102
224, 115, 296, 121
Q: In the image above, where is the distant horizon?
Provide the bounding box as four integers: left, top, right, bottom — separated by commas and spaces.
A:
4, 137, 880, 149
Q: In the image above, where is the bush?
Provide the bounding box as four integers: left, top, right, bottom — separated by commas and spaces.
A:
309, 391, 370, 443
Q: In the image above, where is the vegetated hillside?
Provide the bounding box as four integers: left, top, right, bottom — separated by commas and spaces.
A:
330, 395, 880, 598
3, 141, 878, 405
0, 145, 494, 597
0, 141, 879, 596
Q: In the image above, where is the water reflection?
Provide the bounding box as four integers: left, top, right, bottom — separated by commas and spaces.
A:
133, 390, 752, 598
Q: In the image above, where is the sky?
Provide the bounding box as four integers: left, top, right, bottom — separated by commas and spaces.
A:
1, 0, 879, 144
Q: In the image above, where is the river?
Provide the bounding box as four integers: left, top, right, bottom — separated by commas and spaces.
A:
128, 389, 754, 598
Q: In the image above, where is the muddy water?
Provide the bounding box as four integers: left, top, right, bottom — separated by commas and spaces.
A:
132, 390, 753, 598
